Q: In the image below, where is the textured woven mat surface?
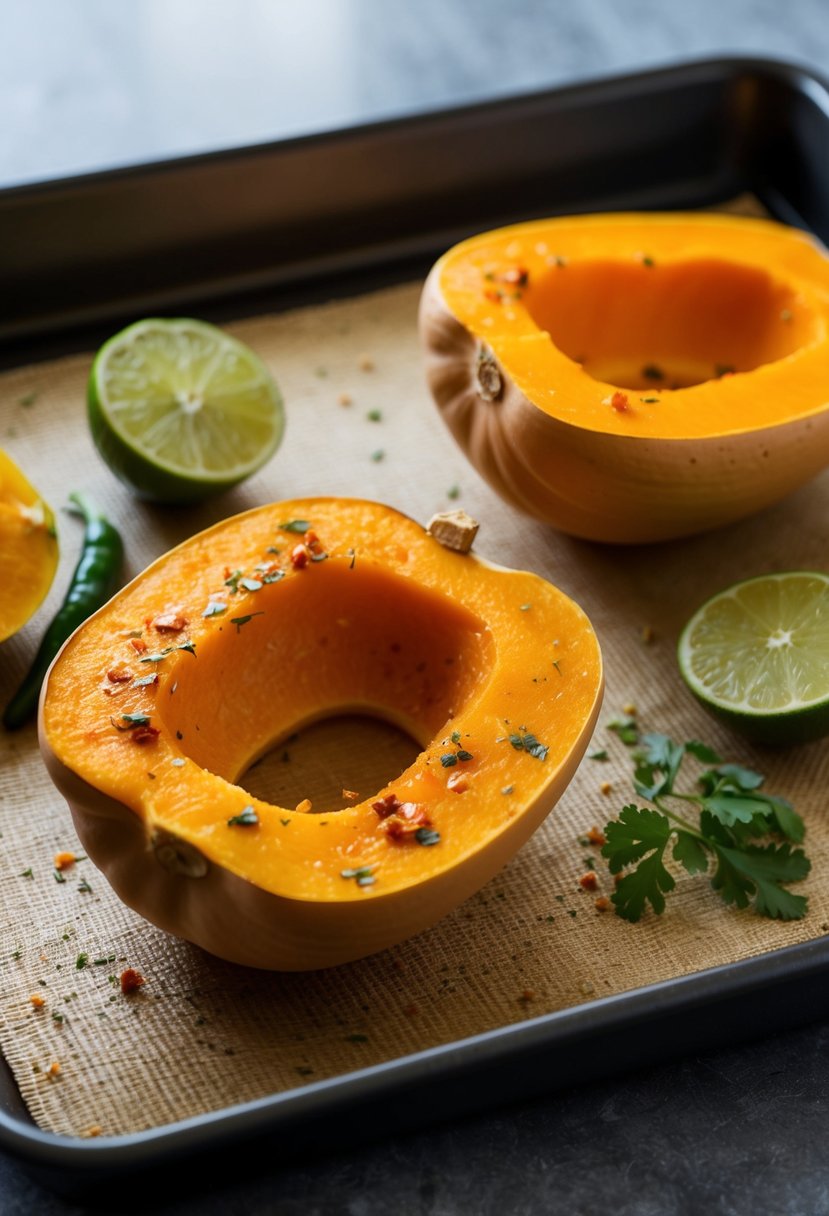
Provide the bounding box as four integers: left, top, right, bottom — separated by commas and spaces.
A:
1, 223, 828, 1138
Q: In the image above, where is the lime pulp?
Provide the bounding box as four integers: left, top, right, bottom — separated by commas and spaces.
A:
88, 318, 284, 504
677, 571, 829, 745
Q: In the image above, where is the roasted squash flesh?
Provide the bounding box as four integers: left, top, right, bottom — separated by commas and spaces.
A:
523, 258, 815, 392
40, 498, 603, 968
419, 211, 829, 541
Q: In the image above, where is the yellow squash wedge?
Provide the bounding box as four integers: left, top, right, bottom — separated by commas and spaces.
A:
0, 449, 58, 642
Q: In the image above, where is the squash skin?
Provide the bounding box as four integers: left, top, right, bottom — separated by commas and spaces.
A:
38, 498, 603, 971
0, 449, 58, 642
418, 212, 829, 544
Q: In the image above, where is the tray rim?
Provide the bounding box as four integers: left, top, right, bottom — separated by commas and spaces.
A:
2, 47, 829, 366
2, 47, 829, 1187
3, 934, 829, 1169
2, 46, 826, 197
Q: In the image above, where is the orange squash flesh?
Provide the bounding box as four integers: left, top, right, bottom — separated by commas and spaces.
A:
39, 498, 603, 970
0, 449, 58, 642
419, 211, 829, 542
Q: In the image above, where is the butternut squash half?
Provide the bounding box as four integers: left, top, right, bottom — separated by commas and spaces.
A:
0, 448, 58, 643
39, 498, 603, 970
418, 211, 829, 543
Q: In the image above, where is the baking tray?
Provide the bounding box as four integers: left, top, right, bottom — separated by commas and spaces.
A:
2, 52, 829, 1202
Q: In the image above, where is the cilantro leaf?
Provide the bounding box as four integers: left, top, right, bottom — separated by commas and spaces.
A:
761, 795, 805, 843
711, 841, 809, 920
633, 757, 670, 801
600, 726, 810, 923
610, 856, 676, 922
602, 804, 672, 872
701, 792, 772, 828
672, 831, 709, 876
608, 715, 639, 746
684, 740, 721, 764
638, 732, 685, 786
712, 761, 765, 791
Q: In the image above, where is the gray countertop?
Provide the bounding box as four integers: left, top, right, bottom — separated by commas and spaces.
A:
2, 2, 828, 1213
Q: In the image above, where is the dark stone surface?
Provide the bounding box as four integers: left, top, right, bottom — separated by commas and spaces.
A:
3, 1018, 829, 1214
2, 2, 828, 1211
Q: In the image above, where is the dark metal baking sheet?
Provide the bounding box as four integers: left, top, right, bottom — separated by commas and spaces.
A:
2, 52, 829, 1199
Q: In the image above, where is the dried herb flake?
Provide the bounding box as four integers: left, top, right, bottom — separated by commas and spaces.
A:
227, 806, 259, 826
230, 612, 264, 633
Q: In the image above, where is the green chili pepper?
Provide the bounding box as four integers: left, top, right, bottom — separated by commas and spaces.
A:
3, 491, 124, 730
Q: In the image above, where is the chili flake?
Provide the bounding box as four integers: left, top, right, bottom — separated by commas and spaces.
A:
29, 994, 45, 1009
132, 725, 160, 744
586, 826, 606, 846
372, 793, 432, 840
152, 610, 189, 633
579, 871, 599, 891
290, 544, 309, 569
107, 667, 133, 684
53, 851, 77, 871
119, 968, 145, 995
610, 391, 629, 413
384, 807, 431, 840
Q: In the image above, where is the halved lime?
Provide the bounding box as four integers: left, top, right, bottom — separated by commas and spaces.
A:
88, 318, 284, 504
678, 571, 829, 745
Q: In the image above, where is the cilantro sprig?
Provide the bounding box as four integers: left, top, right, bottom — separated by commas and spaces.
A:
601, 732, 810, 923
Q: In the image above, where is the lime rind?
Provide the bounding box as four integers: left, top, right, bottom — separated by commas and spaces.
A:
88, 319, 284, 503
678, 571, 829, 744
